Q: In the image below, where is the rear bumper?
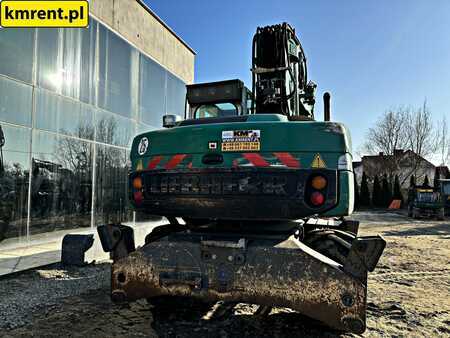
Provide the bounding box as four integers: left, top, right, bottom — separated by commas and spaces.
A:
130, 168, 338, 220
103, 227, 385, 334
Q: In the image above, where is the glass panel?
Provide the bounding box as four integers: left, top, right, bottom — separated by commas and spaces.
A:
94, 144, 132, 225
417, 192, 438, 203
139, 55, 166, 126
0, 76, 33, 127
35, 89, 95, 140
194, 103, 237, 118
166, 72, 186, 116
37, 28, 61, 93
0, 28, 35, 83
95, 109, 135, 147
137, 122, 155, 134
61, 28, 82, 99
442, 183, 450, 195
79, 19, 97, 105
0, 124, 30, 243
60, 21, 98, 103
98, 24, 134, 117
29, 131, 93, 235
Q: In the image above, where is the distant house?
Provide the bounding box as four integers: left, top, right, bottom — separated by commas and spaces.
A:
435, 165, 450, 179
353, 149, 436, 188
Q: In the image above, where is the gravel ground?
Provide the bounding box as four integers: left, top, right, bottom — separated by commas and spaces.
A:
1, 210, 449, 337
0, 263, 109, 330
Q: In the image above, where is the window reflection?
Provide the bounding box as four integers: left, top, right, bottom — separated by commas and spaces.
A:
194, 103, 237, 118
61, 23, 97, 103
79, 21, 97, 105
29, 131, 93, 235
137, 123, 156, 134
62, 29, 82, 99
0, 76, 33, 127
37, 28, 61, 93
94, 144, 132, 225
98, 24, 135, 118
35, 89, 95, 140
166, 72, 186, 116
95, 109, 135, 147
139, 55, 166, 126
0, 124, 30, 242
0, 28, 35, 84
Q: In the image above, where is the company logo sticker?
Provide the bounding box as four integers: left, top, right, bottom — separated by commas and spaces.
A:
138, 137, 149, 155
0, 1, 89, 28
222, 130, 260, 152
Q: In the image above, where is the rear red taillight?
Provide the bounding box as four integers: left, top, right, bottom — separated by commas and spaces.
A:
133, 191, 143, 205
310, 191, 325, 206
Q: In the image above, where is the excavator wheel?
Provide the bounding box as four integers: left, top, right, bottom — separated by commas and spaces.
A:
304, 229, 356, 265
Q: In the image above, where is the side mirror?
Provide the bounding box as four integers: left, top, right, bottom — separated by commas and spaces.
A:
163, 114, 182, 128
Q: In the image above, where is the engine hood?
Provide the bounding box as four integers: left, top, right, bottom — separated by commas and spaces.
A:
131, 116, 352, 171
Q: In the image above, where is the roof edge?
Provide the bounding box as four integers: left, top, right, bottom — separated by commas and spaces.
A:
136, 0, 196, 55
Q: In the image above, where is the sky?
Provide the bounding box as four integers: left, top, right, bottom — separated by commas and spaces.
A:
145, 0, 450, 161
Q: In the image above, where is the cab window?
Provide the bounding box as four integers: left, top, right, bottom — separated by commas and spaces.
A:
194, 103, 237, 119
442, 183, 450, 195
417, 192, 438, 202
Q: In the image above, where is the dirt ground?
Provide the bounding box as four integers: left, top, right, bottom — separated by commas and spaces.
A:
1, 210, 449, 338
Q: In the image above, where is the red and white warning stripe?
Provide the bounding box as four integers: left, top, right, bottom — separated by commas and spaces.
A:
273, 152, 300, 168
144, 152, 301, 170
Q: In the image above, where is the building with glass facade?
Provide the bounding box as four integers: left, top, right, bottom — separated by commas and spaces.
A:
0, 0, 195, 274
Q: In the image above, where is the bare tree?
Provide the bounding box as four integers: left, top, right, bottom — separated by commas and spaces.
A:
402, 101, 436, 183
364, 101, 437, 185
364, 107, 408, 156
405, 101, 435, 161
436, 114, 450, 166
363, 107, 409, 179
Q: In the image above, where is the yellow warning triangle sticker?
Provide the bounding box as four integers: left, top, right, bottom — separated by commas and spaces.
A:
136, 159, 144, 171
311, 153, 327, 168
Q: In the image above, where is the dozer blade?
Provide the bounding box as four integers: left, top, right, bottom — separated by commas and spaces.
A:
104, 228, 385, 334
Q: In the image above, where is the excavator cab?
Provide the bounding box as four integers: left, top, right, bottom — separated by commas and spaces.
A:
163, 79, 253, 128
186, 79, 253, 119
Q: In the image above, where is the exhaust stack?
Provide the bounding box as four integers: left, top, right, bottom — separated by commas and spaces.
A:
323, 92, 331, 121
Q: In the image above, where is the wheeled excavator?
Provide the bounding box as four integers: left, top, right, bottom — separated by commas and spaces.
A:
98, 23, 385, 333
